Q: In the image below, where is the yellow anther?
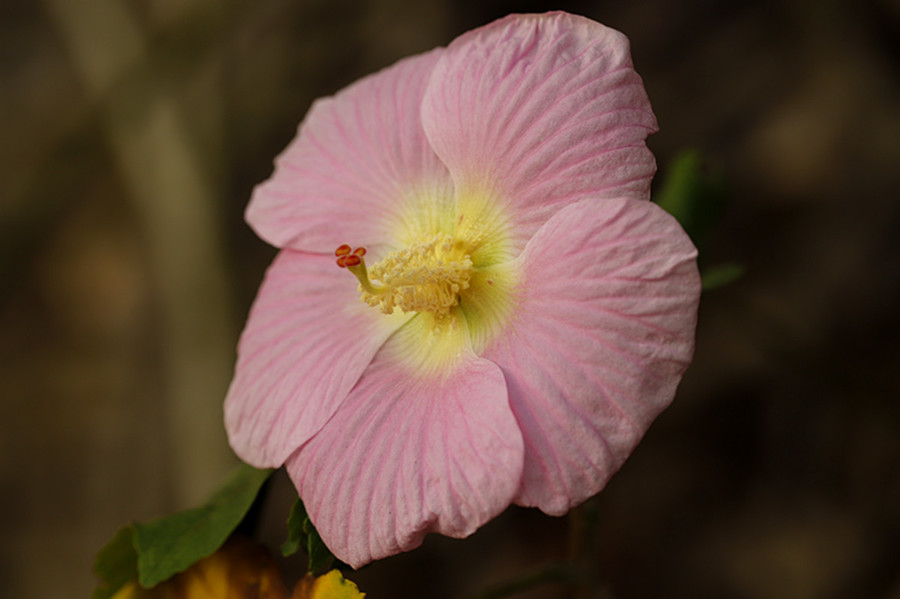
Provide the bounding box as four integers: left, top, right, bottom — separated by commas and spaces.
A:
338, 233, 473, 317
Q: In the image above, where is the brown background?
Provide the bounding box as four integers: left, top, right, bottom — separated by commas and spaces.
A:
2, 0, 899, 597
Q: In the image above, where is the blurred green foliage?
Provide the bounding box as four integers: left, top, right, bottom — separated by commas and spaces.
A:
282, 498, 336, 575
92, 465, 272, 597
655, 150, 743, 290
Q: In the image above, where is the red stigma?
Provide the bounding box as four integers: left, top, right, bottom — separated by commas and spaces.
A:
335, 244, 366, 268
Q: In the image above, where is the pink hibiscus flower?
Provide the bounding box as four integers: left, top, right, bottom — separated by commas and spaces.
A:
225, 12, 701, 568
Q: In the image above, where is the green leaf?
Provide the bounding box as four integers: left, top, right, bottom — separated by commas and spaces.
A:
281, 497, 335, 574
654, 150, 728, 250
655, 150, 744, 290
281, 497, 307, 557
133, 464, 272, 588
92, 525, 138, 599
701, 262, 745, 291
304, 515, 335, 575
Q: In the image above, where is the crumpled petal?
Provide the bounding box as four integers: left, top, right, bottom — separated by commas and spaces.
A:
285, 322, 524, 568
225, 250, 409, 467
421, 12, 658, 253
484, 197, 700, 515
247, 49, 454, 253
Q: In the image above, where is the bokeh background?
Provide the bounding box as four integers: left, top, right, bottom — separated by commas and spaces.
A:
2, 0, 899, 597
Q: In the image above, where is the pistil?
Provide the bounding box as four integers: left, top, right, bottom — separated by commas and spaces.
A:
335, 244, 385, 295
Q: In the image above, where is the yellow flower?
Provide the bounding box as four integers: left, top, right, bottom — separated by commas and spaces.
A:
292, 570, 365, 599
111, 536, 288, 599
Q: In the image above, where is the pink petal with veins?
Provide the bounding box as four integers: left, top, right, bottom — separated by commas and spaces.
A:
225, 250, 409, 467
247, 49, 453, 253
484, 197, 700, 514
421, 12, 658, 252
286, 329, 524, 568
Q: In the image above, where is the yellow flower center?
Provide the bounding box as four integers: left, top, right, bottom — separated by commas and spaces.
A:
338, 233, 473, 317
336, 190, 517, 375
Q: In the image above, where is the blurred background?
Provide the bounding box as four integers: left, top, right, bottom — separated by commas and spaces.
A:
2, 0, 899, 597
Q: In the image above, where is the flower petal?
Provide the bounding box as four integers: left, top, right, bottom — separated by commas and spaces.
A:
421, 12, 658, 252
247, 49, 454, 253
286, 324, 524, 568
484, 197, 700, 514
225, 250, 409, 467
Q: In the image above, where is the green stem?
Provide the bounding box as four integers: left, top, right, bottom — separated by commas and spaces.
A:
568, 496, 614, 599
467, 562, 577, 599
468, 496, 613, 598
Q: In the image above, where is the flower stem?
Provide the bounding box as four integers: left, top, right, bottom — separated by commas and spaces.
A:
567, 495, 614, 599
467, 562, 577, 599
